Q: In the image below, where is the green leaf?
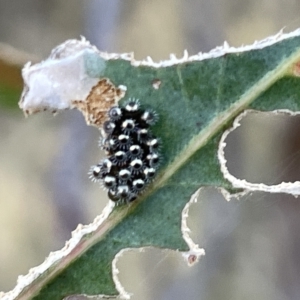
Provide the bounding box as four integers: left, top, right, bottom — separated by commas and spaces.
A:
6, 30, 300, 300
0, 61, 22, 109
0, 43, 37, 109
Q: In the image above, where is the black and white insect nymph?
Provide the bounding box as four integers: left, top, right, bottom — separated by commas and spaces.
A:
89, 99, 161, 204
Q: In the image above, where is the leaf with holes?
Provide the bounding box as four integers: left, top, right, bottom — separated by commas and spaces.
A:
4, 29, 300, 300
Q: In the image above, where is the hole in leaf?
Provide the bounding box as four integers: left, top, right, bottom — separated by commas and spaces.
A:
116, 248, 192, 300
224, 111, 300, 185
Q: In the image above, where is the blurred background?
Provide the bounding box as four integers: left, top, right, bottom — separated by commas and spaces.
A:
1, 0, 300, 299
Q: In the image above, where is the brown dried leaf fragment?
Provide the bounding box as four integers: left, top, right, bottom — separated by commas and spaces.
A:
72, 78, 127, 127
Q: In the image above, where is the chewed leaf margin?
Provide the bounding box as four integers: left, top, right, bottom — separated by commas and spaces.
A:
3, 28, 300, 300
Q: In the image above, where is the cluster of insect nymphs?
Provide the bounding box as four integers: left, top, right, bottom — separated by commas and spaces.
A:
89, 99, 161, 205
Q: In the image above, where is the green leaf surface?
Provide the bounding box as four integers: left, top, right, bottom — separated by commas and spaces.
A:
0, 42, 36, 109
0, 59, 22, 109
8, 31, 300, 300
